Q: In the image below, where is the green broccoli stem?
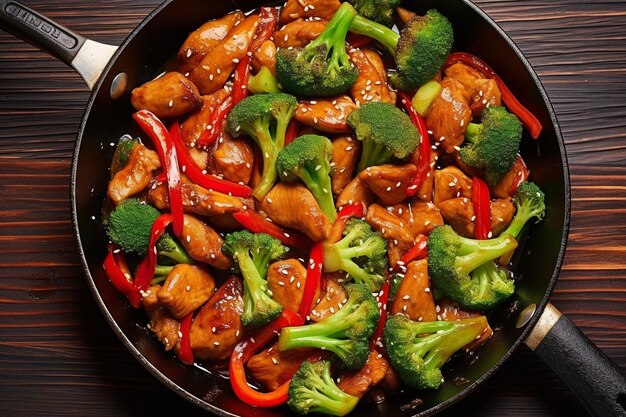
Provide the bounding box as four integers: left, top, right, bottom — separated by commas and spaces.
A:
417, 317, 486, 369
501, 203, 538, 240
279, 334, 348, 352
250, 119, 285, 200
237, 253, 277, 322
298, 162, 337, 222
307, 375, 358, 416
307, 2, 358, 72
280, 306, 360, 342
340, 258, 382, 291
455, 235, 518, 276
357, 138, 395, 171
349, 13, 400, 55
465, 123, 483, 143
474, 262, 497, 300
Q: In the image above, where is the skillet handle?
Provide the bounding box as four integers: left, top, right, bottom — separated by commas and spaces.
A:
526, 303, 626, 417
0, 0, 117, 89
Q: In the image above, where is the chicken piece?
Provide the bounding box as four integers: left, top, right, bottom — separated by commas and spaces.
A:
251, 40, 277, 75
444, 63, 501, 117
438, 197, 475, 238
190, 15, 260, 95
391, 259, 437, 321
207, 213, 248, 231
149, 179, 246, 216
491, 198, 516, 236
349, 49, 396, 105
396, 7, 417, 26
177, 11, 244, 75
359, 164, 417, 205
259, 182, 332, 242
337, 351, 389, 397
180, 89, 230, 146
273, 18, 327, 48
331, 136, 360, 195
437, 298, 493, 351
388, 201, 444, 237
181, 214, 232, 269
336, 176, 376, 209
386, 240, 407, 269
491, 154, 529, 199
267, 259, 319, 313
108, 144, 161, 205
157, 264, 216, 319
365, 204, 414, 247
294, 96, 357, 134
209, 130, 254, 185
141, 285, 161, 312
131, 72, 202, 119
147, 307, 180, 351
190, 276, 244, 360
280, 0, 341, 24
247, 344, 317, 390
311, 275, 348, 322
433, 166, 473, 205
425, 77, 472, 154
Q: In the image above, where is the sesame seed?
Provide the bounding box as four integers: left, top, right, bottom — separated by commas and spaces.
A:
272, 357, 279, 364
186, 285, 191, 291
214, 341, 220, 346
278, 281, 285, 286
232, 58, 240, 63
168, 99, 173, 107
402, 295, 410, 300
425, 287, 431, 293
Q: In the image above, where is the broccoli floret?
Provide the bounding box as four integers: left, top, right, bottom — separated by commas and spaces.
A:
222, 231, 287, 328
501, 181, 546, 240
460, 106, 523, 186
288, 360, 359, 416
384, 314, 488, 389
276, 134, 336, 222
278, 283, 379, 369
427, 225, 519, 309
248, 66, 282, 94
347, 102, 420, 171
156, 233, 194, 265
347, 0, 401, 27
226, 93, 297, 199
349, 8, 453, 91
276, 2, 359, 97
323, 218, 387, 291
107, 199, 160, 256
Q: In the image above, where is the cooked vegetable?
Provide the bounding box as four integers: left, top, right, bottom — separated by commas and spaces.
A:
501, 181, 546, 239
460, 106, 523, 186
349, 8, 453, 90
323, 218, 387, 291
278, 283, 379, 369
226, 93, 298, 199
113, 135, 139, 169
277, 134, 336, 221
288, 360, 359, 416
222, 230, 288, 328
276, 2, 359, 97
248, 66, 282, 94
384, 314, 488, 389
347, 0, 401, 28
347, 102, 420, 171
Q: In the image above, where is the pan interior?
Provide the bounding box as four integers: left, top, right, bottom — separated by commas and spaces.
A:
71, 0, 569, 415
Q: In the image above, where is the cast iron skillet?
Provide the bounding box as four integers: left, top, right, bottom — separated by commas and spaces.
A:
2, 0, 625, 415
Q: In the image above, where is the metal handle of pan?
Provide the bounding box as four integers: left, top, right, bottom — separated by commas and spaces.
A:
525, 303, 626, 416
0, 0, 116, 89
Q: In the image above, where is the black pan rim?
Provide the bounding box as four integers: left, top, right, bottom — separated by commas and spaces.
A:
69, 0, 571, 416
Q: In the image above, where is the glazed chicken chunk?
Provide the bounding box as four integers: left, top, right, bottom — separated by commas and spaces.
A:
359, 163, 417, 205
331, 136, 360, 195
273, 18, 327, 48
108, 143, 161, 205
433, 166, 473, 205
294, 95, 358, 134
279, 0, 341, 23
247, 343, 317, 390
131, 72, 202, 119
157, 264, 216, 319
337, 350, 389, 398
267, 259, 319, 313
181, 214, 232, 269
349, 49, 396, 105
390, 259, 437, 321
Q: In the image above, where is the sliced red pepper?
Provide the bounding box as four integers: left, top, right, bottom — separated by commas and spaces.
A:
249, 7, 279, 52
229, 309, 303, 407
177, 312, 194, 365
128, 213, 172, 308
284, 119, 301, 146
299, 242, 324, 319
369, 276, 389, 352
133, 110, 184, 238
443, 52, 542, 140
103, 244, 133, 295
328, 202, 365, 243
399, 234, 429, 267
398, 92, 431, 196
232, 209, 312, 250
169, 121, 252, 198
196, 95, 235, 148
508, 154, 530, 196
472, 176, 491, 240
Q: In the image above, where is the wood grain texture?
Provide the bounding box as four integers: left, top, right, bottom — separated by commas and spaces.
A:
0, 1, 625, 416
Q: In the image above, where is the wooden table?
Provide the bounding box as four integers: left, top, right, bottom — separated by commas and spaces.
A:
1, 1, 624, 416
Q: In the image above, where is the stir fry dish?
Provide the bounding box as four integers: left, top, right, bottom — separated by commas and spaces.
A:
102, 0, 546, 414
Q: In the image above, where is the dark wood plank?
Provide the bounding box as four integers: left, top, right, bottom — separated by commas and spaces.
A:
0, 1, 625, 416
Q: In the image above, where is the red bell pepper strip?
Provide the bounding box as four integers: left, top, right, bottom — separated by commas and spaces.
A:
177, 312, 194, 365
399, 234, 429, 267
133, 110, 184, 238
284, 119, 301, 146
232, 209, 312, 250
103, 244, 133, 295
299, 242, 324, 319
398, 92, 431, 196
369, 276, 389, 352
472, 176, 491, 240
196, 95, 235, 148
443, 52, 542, 140
169, 121, 252, 198
250, 7, 279, 52
128, 214, 172, 308
328, 202, 365, 243
230, 309, 304, 407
